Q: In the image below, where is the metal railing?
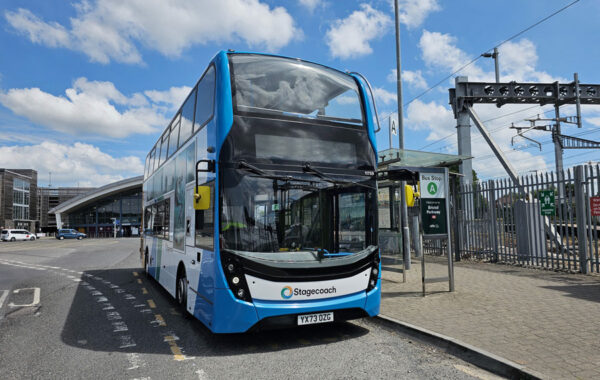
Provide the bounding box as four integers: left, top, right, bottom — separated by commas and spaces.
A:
454, 164, 600, 273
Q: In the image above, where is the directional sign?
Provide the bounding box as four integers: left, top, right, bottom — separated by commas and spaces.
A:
419, 172, 445, 199
538, 189, 555, 216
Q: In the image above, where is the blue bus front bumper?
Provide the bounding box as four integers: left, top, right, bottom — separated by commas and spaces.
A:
210, 280, 381, 333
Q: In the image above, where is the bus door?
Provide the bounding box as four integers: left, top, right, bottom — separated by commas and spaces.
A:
185, 182, 201, 303
185, 180, 215, 322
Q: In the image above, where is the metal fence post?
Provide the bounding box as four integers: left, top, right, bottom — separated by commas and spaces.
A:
489, 180, 499, 262
575, 165, 589, 274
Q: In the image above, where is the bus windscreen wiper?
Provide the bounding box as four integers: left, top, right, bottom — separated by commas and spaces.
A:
302, 163, 375, 190
238, 161, 315, 183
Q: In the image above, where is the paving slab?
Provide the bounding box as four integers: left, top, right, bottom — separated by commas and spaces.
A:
380, 255, 600, 380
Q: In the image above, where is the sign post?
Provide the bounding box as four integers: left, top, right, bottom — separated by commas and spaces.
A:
419, 169, 454, 294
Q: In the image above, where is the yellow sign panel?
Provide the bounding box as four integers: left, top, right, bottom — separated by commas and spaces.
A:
194, 186, 210, 210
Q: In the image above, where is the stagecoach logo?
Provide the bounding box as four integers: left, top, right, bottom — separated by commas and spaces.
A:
280, 285, 337, 299
281, 286, 293, 299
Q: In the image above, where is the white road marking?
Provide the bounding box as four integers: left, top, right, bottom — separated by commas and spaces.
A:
118, 335, 136, 349
112, 321, 129, 332
106, 311, 122, 320
102, 304, 115, 311
0, 290, 8, 309
196, 369, 208, 380
96, 296, 108, 303
8, 287, 41, 308
91, 291, 103, 296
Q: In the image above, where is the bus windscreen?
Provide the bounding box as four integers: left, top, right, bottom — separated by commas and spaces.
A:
230, 54, 363, 125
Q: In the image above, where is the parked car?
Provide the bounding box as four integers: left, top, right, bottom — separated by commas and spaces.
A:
1, 229, 37, 241
56, 229, 86, 240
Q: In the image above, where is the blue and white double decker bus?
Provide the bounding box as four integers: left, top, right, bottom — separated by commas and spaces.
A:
141, 51, 381, 333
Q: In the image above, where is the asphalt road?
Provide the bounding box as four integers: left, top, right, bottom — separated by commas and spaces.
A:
0, 238, 498, 380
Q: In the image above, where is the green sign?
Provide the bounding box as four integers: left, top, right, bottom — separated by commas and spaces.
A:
421, 199, 448, 236
538, 189, 555, 216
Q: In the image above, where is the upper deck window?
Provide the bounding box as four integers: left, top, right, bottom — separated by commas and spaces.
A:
230, 54, 363, 125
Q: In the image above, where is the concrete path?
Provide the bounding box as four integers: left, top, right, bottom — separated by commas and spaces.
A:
380, 256, 600, 380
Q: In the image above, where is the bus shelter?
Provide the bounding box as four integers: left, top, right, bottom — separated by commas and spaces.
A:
376, 149, 469, 294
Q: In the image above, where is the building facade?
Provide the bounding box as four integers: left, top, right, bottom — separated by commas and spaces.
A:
0, 169, 38, 231
50, 176, 143, 238
37, 187, 96, 233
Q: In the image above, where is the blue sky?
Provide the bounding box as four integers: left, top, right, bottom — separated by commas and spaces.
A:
0, 0, 598, 187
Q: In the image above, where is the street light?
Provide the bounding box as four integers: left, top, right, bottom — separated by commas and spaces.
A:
481, 47, 500, 83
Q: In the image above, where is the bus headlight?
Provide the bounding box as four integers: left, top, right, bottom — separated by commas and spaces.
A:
221, 251, 252, 302
367, 250, 380, 293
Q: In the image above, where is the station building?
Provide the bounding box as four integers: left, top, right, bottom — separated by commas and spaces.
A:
37, 186, 96, 233
0, 169, 38, 231
50, 176, 143, 238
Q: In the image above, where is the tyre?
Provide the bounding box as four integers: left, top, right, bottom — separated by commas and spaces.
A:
176, 270, 188, 314
30, 237, 35, 241
10, 237, 15, 242
59, 236, 64, 240
77, 236, 82, 240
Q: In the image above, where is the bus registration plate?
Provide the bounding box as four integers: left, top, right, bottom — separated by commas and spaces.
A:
297, 312, 334, 325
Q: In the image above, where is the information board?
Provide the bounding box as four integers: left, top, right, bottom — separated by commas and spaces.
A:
538, 189, 555, 216
421, 199, 448, 236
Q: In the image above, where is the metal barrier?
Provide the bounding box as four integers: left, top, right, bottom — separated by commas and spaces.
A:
453, 164, 600, 273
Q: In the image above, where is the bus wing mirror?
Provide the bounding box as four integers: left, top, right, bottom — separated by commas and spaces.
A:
194, 186, 211, 210
195, 159, 216, 187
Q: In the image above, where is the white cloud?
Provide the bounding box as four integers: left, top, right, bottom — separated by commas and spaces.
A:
390, 0, 440, 29
387, 69, 428, 90
419, 30, 566, 83
373, 87, 396, 106
144, 86, 192, 111
325, 4, 391, 59
404, 99, 551, 178
299, 0, 321, 12
0, 78, 191, 138
0, 142, 143, 187
5, 0, 299, 64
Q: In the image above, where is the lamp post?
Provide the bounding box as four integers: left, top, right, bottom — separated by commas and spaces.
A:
394, 0, 411, 269
481, 47, 500, 83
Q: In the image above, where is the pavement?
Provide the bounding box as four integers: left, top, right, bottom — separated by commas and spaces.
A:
379, 255, 600, 380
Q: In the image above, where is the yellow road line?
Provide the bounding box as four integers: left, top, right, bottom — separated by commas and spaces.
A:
154, 314, 166, 326
137, 279, 142, 284
147, 299, 156, 308
132, 271, 139, 277
141, 288, 148, 294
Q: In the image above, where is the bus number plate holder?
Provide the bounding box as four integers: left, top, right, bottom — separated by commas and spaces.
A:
297, 312, 334, 326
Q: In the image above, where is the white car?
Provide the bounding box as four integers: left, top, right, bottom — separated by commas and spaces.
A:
0, 229, 37, 241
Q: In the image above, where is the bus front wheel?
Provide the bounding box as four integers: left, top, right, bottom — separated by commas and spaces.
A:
176, 269, 188, 315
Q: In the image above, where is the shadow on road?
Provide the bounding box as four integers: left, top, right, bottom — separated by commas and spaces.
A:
61, 268, 370, 357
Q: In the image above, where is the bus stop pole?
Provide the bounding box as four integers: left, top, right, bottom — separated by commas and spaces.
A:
445, 168, 455, 292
